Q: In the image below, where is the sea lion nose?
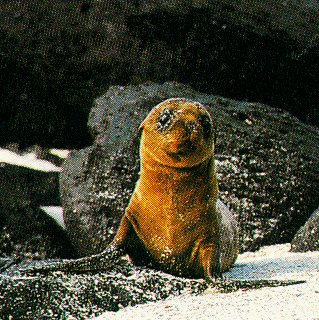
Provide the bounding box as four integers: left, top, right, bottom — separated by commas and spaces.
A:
185, 121, 201, 143
186, 121, 198, 133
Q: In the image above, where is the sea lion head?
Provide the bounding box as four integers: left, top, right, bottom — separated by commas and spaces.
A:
139, 98, 217, 168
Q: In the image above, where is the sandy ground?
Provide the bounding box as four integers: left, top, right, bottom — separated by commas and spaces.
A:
0, 147, 62, 172
97, 244, 319, 320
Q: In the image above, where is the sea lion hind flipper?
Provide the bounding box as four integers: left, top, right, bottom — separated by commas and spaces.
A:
20, 244, 124, 275
207, 278, 306, 293
19, 213, 136, 275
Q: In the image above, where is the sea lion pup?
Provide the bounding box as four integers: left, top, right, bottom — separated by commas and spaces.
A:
16, 98, 237, 279
116, 97, 239, 278
15, 99, 304, 288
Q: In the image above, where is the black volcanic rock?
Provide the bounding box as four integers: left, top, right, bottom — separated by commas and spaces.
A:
0, 262, 206, 319
291, 207, 319, 252
0, 159, 74, 260
0, 0, 318, 148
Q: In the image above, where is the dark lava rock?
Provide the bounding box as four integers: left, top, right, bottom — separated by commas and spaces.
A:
0, 204, 74, 261
0, 163, 59, 207
1, 1, 318, 148
0, 261, 206, 320
61, 82, 319, 255
291, 207, 319, 252
0, 160, 75, 260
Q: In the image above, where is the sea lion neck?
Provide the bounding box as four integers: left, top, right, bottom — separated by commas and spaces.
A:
140, 153, 214, 185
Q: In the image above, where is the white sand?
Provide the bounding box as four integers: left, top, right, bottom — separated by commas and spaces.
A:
40, 206, 65, 229
97, 244, 319, 320
49, 148, 71, 159
0, 148, 61, 172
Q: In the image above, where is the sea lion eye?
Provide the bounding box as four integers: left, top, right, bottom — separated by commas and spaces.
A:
158, 108, 174, 131
199, 115, 212, 139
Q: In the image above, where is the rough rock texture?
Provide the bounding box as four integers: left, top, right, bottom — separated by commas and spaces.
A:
0, 150, 75, 260
61, 82, 319, 255
0, 261, 207, 320
1, 0, 318, 148
291, 207, 319, 252
61, 146, 139, 256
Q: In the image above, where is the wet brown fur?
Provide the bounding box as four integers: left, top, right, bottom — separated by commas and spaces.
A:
109, 98, 238, 278
19, 98, 239, 280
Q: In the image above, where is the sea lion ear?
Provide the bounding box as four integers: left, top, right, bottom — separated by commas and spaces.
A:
138, 119, 145, 137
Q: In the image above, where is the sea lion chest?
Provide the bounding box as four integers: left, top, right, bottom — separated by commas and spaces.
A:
125, 159, 218, 264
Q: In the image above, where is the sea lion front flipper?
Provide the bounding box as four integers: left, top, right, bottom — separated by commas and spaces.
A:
110, 214, 134, 248
198, 241, 221, 281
